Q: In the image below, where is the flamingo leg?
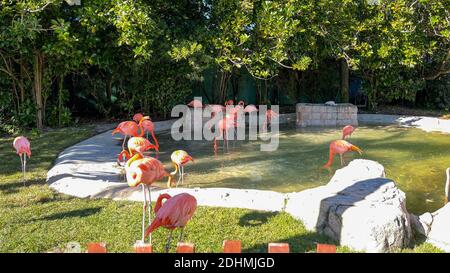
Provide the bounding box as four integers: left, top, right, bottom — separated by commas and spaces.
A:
179, 228, 184, 242
340, 154, 344, 166
176, 163, 182, 187
146, 184, 152, 245
20, 154, 24, 186
23, 154, 26, 185
165, 230, 174, 253
181, 165, 184, 185
141, 184, 147, 243
122, 135, 127, 151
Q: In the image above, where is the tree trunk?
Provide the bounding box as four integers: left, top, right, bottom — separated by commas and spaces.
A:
33, 52, 44, 130
340, 59, 349, 103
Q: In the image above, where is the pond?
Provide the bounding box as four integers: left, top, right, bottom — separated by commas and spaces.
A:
150, 124, 450, 215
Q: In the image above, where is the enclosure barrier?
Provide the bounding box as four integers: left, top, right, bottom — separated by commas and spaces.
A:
86, 241, 337, 253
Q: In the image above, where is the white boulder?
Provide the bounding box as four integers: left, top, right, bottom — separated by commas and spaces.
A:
285, 159, 412, 253
426, 203, 450, 252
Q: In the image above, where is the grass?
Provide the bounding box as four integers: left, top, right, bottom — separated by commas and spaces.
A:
0, 125, 444, 253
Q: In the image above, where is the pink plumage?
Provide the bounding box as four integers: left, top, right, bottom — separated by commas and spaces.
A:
13, 136, 31, 158
133, 113, 144, 123
342, 125, 355, 139
144, 193, 197, 238
187, 99, 203, 108
244, 104, 258, 113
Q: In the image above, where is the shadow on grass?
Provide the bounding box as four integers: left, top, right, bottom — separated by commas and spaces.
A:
0, 178, 45, 194
238, 211, 278, 227
243, 232, 336, 253
30, 207, 102, 222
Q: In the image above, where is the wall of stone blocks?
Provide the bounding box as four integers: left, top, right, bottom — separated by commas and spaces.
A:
296, 103, 358, 127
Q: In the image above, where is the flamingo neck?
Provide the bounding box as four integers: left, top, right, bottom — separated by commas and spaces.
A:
155, 193, 171, 213
323, 149, 334, 168
126, 153, 141, 169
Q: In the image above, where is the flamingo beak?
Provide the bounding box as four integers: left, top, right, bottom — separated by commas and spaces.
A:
351, 145, 363, 155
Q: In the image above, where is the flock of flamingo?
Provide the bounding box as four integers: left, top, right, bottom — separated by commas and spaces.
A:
11, 100, 450, 252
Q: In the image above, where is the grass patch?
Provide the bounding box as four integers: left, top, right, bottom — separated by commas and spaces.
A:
0, 125, 444, 253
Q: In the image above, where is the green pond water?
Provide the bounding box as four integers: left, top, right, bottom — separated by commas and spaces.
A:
151, 124, 450, 215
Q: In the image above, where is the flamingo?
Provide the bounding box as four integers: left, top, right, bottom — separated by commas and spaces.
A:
170, 150, 194, 187
445, 167, 450, 204
263, 109, 278, 130
187, 99, 203, 108
141, 119, 159, 152
225, 99, 234, 106
133, 113, 144, 123
13, 136, 31, 185
125, 153, 174, 244
113, 116, 149, 160
214, 115, 235, 154
117, 137, 158, 165
342, 125, 355, 139
244, 104, 258, 113
144, 193, 197, 252
323, 140, 363, 168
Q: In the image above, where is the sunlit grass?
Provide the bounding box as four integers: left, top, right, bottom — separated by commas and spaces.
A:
0, 125, 444, 253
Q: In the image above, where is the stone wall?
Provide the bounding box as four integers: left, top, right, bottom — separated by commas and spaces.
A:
296, 103, 358, 127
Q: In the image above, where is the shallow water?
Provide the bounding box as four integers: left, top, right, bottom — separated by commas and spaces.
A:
150, 124, 450, 215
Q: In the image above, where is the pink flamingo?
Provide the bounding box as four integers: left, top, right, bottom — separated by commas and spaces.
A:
144, 193, 197, 252
342, 125, 355, 139
214, 115, 235, 154
117, 137, 159, 164
187, 99, 203, 108
125, 153, 173, 244
141, 119, 159, 152
112, 116, 148, 154
244, 104, 258, 113
263, 109, 279, 130
323, 140, 363, 168
13, 136, 31, 185
133, 113, 144, 123
170, 150, 194, 187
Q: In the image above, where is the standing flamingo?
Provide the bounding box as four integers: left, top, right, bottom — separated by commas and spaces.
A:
244, 104, 258, 113
13, 136, 31, 185
445, 167, 450, 204
323, 140, 363, 168
125, 153, 173, 244
117, 137, 158, 165
141, 119, 159, 152
263, 109, 278, 130
214, 115, 235, 154
342, 125, 355, 139
113, 116, 149, 160
144, 193, 197, 252
170, 150, 194, 187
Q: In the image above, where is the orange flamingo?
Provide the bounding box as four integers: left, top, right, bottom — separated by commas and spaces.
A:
13, 136, 31, 185
118, 137, 158, 164
342, 125, 355, 139
125, 153, 173, 243
323, 140, 363, 168
113, 116, 149, 160
144, 193, 197, 252
170, 150, 194, 187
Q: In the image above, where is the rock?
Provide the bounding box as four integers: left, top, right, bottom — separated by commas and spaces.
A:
410, 212, 433, 237
427, 203, 450, 252
285, 159, 412, 253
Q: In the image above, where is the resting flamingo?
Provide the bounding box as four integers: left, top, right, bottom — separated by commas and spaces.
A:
144, 193, 197, 252
13, 136, 31, 185
170, 150, 194, 187
125, 153, 173, 244
445, 167, 450, 204
323, 140, 363, 168
118, 137, 158, 165
342, 125, 355, 139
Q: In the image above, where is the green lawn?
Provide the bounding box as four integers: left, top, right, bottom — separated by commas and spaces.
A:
0, 126, 443, 253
